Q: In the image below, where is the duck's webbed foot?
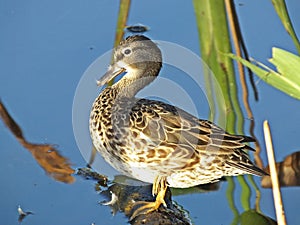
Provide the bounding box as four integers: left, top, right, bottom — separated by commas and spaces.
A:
130, 175, 168, 220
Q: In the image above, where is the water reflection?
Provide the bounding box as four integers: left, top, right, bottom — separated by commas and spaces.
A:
262, 151, 300, 188
0, 100, 75, 184
76, 169, 192, 224
76, 167, 277, 225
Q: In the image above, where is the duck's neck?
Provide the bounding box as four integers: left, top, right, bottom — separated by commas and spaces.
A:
113, 64, 161, 98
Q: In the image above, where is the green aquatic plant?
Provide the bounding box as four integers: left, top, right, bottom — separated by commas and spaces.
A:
227, 48, 300, 100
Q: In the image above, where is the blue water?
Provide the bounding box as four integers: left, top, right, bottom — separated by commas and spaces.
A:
1, 0, 300, 224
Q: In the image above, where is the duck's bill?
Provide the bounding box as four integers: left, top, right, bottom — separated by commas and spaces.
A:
97, 65, 126, 86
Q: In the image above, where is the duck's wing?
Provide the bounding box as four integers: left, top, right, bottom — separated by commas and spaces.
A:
127, 98, 267, 176
130, 98, 254, 153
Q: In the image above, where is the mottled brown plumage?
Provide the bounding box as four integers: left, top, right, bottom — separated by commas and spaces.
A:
89, 35, 266, 219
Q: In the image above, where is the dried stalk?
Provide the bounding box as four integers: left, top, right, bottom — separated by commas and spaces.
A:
263, 120, 286, 225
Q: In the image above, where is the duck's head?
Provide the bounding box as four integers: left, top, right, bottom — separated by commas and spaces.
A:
97, 35, 162, 88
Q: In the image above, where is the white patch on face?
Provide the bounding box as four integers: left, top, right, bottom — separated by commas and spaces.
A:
119, 63, 139, 81
116, 61, 128, 70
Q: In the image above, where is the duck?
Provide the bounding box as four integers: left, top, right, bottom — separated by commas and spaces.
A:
89, 35, 267, 219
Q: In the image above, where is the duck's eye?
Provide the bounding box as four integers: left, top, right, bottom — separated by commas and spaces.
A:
122, 48, 132, 56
